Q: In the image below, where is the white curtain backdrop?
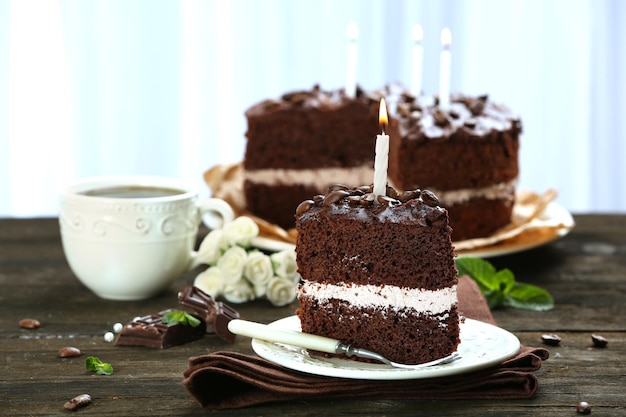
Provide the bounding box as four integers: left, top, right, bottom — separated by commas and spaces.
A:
1, 0, 624, 217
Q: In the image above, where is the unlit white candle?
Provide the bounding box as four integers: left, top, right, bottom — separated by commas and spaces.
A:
411, 24, 424, 96
345, 22, 358, 98
373, 98, 389, 198
228, 319, 340, 354
439, 27, 452, 111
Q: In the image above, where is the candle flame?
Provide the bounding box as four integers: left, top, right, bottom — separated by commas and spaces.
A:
347, 22, 358, 41
379, 98, 388, 133
412, 24, 423, 42
441, 27, 452, 47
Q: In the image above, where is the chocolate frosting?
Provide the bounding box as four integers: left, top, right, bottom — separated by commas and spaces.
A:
295, 184, 448, 227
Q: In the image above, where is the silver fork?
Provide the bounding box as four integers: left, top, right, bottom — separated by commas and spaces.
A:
336, 343, 461, 369
229, 319, 461, 370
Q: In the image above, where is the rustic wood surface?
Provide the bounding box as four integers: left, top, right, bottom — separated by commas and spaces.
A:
1, 215, 624, 416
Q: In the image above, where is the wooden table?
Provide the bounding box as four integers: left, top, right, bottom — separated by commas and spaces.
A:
1, 216, 624, 416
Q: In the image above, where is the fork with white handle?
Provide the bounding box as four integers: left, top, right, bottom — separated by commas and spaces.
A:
228, 319, 460, 370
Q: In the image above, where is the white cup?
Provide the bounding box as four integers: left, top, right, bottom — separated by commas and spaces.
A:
59, 176, 234, 300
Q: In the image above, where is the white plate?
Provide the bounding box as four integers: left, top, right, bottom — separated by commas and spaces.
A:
251, 316, 520, 380
251, 201, 574, 258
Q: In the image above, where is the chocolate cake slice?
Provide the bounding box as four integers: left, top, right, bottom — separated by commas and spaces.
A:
295, 184, 460, 365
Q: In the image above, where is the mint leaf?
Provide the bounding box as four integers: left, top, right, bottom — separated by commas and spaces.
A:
85, 356, 113, 375
162, 310, 201, 327
455, 257, 553, 311
455, 257, 497, 291
504, 283, 554, 311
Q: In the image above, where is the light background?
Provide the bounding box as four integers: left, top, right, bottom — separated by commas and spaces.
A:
1, 0, 624, 216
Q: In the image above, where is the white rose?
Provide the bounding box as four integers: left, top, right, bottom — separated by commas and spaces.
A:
271, 249, 298, 280
217, 245, 248, 283
266, 276, 297, 307
195, 230, 225, 265
223, 279, 255, 304
222, 216, 259, 248
193, 266, 225, 297
243, 251, 273, 296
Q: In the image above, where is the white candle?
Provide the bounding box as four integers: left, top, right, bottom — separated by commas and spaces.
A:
373, 98, 389, 198
345, 22, 358, 98
411, 24, 424, 97
439, 27, 452, 111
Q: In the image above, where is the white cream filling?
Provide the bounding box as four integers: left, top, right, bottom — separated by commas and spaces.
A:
245, 166, 516, 206
299, 280, 457, 315
428, 178, 518, 205
244, 164, 373, 188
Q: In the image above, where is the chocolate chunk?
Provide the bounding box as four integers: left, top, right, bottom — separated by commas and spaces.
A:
115, 309, 206, 349
178, 286, 239, 343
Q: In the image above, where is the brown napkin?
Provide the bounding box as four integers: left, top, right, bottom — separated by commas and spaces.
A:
182, 277, 549, 409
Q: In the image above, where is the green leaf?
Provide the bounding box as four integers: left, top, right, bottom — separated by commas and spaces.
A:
162, 310, 201, 327
455, 257, 498, 290
493, 268, 516, 293
455, 257, 554, 311
85, 356, 113, 376
503, 283, 554, 311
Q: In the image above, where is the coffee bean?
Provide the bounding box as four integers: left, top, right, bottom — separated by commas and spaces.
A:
296, 200, 315, 216
420, 190, 440, 207
63, 394, 92, 411
541, 333, 561, 346
591, 334, 608, 348
323, 190, 350, 206
470, 99, 485, 116
433, 110, 449, 127
398, 189, 421, 203
576, 401, 591, 414
19, 318, 40, 329
58, 347, 81, 358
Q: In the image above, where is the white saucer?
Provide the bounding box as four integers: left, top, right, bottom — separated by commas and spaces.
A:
251, 316, 520, 380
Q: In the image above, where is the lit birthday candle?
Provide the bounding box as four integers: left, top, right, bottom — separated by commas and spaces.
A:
345, 22, 358, 98
439, 27, 452, 111
373, 98, 389, 198
411, 24, 424, 97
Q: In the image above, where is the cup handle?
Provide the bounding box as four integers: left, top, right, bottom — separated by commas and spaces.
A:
188, 198, 235, 270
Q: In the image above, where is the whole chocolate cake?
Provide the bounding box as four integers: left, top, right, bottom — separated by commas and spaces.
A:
295, 184, 460, 365
242, 85, 521, 240
243, 85, 383, 230
388, 92, 521, 240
